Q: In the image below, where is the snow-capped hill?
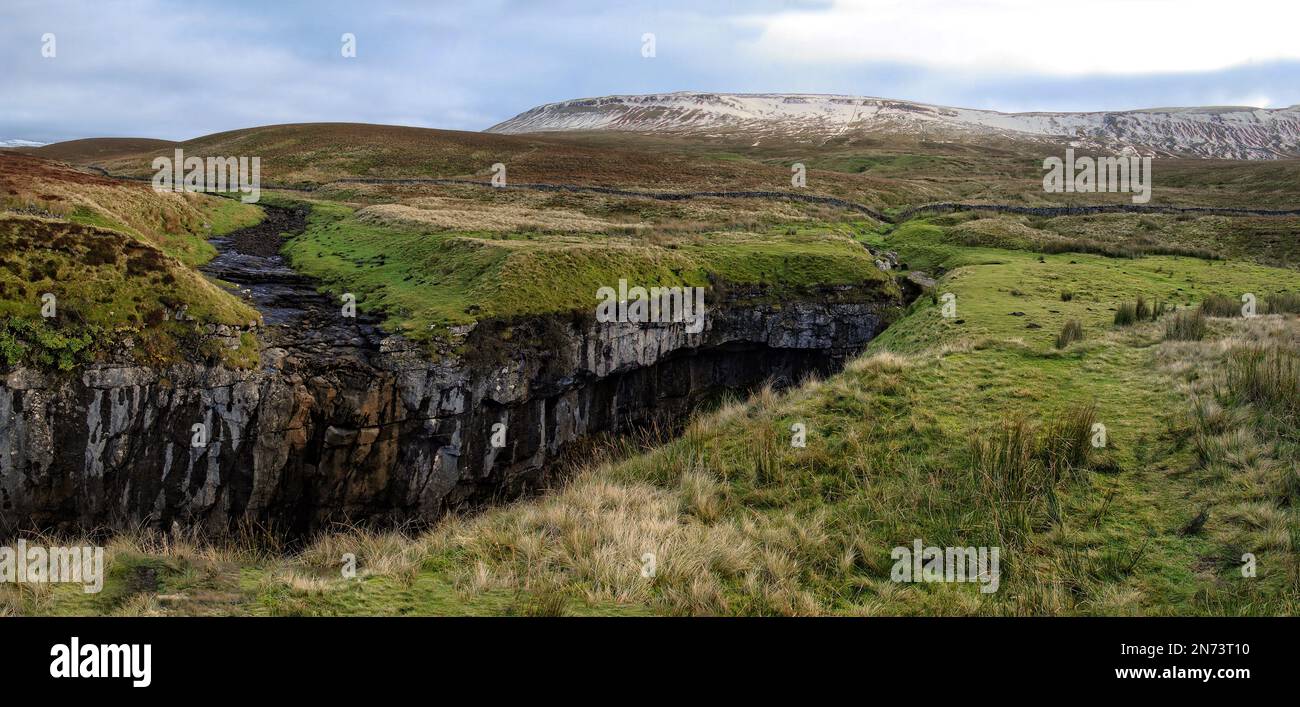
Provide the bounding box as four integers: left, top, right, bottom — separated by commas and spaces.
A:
487, 92, 1300, 159
0, 139, 46, 148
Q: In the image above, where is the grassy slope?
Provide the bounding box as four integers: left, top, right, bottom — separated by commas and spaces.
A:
76, 123, 871, 199
893, 210, 1300, 269
868, 218, 1300, 351
1, 154, 263, 267
37, 124, 1300, 210
538, 130, 1300, 209
22, 137, 179, 163
14, 215, 1299, 616
0, 155, 264, 368
281, 200, 898, 340
0, 217, 264, 369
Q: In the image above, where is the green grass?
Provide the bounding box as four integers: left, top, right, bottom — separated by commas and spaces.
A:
0, 163, 264, 370
0, 215, 260, 369
9, 532, 656, 617
283, 201, 899, 341
865, 217, 1300, 353
64, 194, 261, 268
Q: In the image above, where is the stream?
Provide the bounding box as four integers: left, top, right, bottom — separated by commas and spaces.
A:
199, 205, 385, 360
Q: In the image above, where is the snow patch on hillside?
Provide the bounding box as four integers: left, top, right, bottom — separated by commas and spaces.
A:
488, 92, 1300, 159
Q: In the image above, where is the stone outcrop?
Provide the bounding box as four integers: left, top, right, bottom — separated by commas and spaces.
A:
0, 285, 900, 536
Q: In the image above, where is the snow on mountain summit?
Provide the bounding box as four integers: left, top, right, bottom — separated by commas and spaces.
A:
487, 92, 1300, 159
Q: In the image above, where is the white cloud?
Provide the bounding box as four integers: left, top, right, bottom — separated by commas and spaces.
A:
0, 0, 488, 139
3, 0, 1299, 141
737, 0, 1300, 76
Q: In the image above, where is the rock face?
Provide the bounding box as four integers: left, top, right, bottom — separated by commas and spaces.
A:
0, 286, 898, 535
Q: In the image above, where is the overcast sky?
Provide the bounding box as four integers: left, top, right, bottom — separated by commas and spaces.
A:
4, 0, 1300, 143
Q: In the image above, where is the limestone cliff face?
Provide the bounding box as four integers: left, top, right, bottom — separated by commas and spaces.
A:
0, 285, 898, 535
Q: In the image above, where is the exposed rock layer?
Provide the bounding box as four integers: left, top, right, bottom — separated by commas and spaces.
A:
0, 286, 898, 535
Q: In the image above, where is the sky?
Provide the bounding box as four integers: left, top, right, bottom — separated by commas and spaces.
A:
4, 0, 1300, 143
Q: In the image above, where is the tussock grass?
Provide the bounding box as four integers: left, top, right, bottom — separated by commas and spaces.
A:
1200, 294, 1243, 318
1266, 292, 1300, 314
1157, 315, 1300, 604
1055, 319, 1084, 348
1040, 403, 1099, 480
295, 524, 425, 585
1113, 296, 1165, 328
1164, 308, 1207, 341
421, 469, 762, 615
1225, 343, 1300, 417
1113, 302, 1139, 327
972, 403, 1098, 545
972, 417, 1045, 544
1135, 296, 1150, 322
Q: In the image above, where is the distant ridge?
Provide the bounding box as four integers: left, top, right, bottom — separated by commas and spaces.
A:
21, 137, 178, 162
488, 92, 1300, 159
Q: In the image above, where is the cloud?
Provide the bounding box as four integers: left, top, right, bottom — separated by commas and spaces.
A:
0, 0, 492, 140
1, 0, 1298, 143
736, 0, 1300, 75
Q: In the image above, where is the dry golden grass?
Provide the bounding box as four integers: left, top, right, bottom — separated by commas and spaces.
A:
294, 524, 424, 585
0, 153, 260, 265
1155, 314, 1300, 577
323, 180, 854, 235
356, 198, 632, 233
421, 471, 751, 612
